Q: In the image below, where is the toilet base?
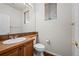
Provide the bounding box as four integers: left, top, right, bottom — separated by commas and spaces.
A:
34, 51, 44, 56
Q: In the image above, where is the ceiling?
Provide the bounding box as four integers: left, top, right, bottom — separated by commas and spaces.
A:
6, 3, 25, 10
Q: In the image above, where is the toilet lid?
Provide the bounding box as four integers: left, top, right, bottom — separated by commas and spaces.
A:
34, 43, 45, 48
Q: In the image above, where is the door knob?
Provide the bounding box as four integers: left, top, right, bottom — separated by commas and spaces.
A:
74, 41, 78, 48
75, 41, 78, 47
71, 23, 75, 26
72, 40, 79, 48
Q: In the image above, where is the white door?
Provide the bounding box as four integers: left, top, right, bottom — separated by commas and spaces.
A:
0, 14, 10, 35
57, 3, 72, 55
72, 3, 79, 56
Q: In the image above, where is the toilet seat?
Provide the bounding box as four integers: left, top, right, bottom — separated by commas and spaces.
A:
34, 43, 45, 52
34, 43, 45, 48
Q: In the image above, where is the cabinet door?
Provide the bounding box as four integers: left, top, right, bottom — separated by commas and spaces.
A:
18, 46, 24, 56
24, 41, 33, 56
0, 48, 19, 56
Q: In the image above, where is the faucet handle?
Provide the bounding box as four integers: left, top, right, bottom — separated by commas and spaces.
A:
9, 35, 13, 39
8, 33, 12, 39
14, 35, 20, 38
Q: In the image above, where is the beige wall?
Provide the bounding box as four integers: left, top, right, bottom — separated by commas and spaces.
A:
35, 3, 72, 56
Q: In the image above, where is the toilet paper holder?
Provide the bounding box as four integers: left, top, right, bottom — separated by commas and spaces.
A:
46, 39, 50, 44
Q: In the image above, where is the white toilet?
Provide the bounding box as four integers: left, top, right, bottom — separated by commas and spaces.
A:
33, 36, 45, 56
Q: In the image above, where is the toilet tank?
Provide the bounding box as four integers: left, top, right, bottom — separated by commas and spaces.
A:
31, 34, 39, 44
33, 36, 37, 44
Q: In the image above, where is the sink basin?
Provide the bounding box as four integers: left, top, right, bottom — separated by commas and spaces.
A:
3, 37, 26, 44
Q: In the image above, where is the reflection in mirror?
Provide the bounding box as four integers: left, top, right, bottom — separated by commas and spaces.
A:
0, 13, 10, 35
24, 10, 30, 24
23, 3, 36, 33
0, 3, 36, 35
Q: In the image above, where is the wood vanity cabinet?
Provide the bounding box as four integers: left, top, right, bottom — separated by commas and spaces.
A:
0, 41, 33, 56
0, 48, 19, 56
23, 41, 33, 56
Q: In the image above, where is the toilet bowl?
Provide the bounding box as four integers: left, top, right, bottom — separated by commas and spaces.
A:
33, 35, 45, 56
34, 43, 45, 52
34, 43, 45, 56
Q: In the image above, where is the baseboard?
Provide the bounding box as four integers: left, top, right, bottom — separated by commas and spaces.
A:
44, 51, 54, 56
45, 50, 61, 56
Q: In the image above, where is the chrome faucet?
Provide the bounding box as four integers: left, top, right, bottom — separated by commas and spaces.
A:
8, 33, 19, 39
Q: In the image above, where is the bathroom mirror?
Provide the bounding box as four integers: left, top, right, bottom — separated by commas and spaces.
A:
0, 3, 36, 35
